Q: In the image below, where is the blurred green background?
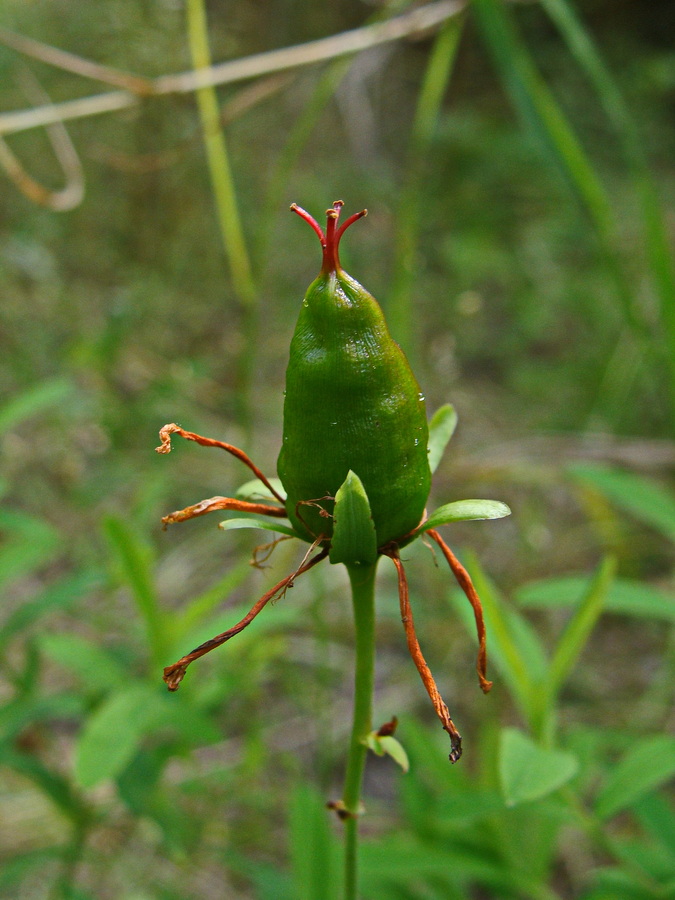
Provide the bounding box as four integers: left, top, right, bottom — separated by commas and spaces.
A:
1, 0, 675, 898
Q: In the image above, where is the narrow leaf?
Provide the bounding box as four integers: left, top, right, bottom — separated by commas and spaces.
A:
447, 554, 544, 722
595, 735, 675, 821
289, 783, 338, 900
419, 499, 511, 533
219, 517, 301, 540
516, 575, 675, 624
104, 516, 166, 666
500, 727, 578, 806
329, 470, 378, 566
0, 569, 101, 645
546, 556, 615, 702
39, 633, 128, 692
0, 377, 74, 435
428, 404, 458, 474
568, 463, 675, 542
0, 510, 62, 594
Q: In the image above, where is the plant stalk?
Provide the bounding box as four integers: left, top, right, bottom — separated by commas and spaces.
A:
185, 0, 257, 436
341, 562, 378, 900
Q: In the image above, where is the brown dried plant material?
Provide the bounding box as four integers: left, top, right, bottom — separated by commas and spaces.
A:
156, 423, 285, 503
161, 495, 286, 528
385, 548, 463, 763
427, 529, 493, 695
163, 545, 329, 691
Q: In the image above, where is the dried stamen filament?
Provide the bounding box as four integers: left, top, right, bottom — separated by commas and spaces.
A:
163, 545, 329, 691
156, 423, 286, 503
161, 495, 286, 529
385, 548, 463, 763
427, 529, 492, 694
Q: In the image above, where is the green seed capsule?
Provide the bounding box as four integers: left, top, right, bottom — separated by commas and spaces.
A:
278, 201, 431, 550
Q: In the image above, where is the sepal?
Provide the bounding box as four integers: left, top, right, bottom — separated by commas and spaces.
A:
329, 470, 378, 566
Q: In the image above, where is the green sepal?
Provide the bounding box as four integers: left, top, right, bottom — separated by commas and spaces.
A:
365, 732, 410, 773
219, 517, 302, 540
328, 470, 378, 566
428, 404, 458, 474
417, 499, 511, 534
236, 477, 286, 503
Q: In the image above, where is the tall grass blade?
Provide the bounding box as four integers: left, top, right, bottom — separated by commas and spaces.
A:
545, 556, 615, 709
568, 463, 675, 543
389, 14, 465, 356
103, 516, 167, 668
539, 0, 675, 412
186, 0, 256, 434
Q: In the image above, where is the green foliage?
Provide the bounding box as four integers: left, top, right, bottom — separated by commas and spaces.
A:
1, 0, 674, 897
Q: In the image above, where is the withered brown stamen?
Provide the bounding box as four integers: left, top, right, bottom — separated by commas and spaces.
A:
160, 495, 286, 529
163, 545, 329, 691
427, 529, 492, 695
385, 548, 462, 763
156, 423, 286, 504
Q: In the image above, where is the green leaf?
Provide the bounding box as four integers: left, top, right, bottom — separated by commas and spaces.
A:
568, 463, 675, 542
0, 569, 101, 646
0, 377, 74, 435
104, 516, 167, 667
0, 744, 87, 821
500, 728, 578, 806
289, 783, 339, 900
172, 558, 254, 637
0, 510, 62, 594
365, 731, 409, 771
39, 633, 129, 692
516, 575, 675, 624
427, 404, 458, 473
446, 555, 546, 723
595, 735, 675, 821
328, 470, 378, 566
419, 499, 511, 533
74, 684, 166, 788
378, 736, 410, 773
545, 556, 615, 703
236, 477, 286, 502
219, 517, 301, 540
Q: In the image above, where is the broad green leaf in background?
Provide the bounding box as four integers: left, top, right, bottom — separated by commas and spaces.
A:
595, 735, 675, 821
427, 404, 458, 474
328, 470, 377, 566
75, 682, 222, 789
568, 463, 675, 542
500, 727, 579, 807
75, 684, 167, 788
419, 499, 511, 533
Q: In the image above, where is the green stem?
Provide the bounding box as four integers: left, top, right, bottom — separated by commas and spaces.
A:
341, 562, 378, 900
